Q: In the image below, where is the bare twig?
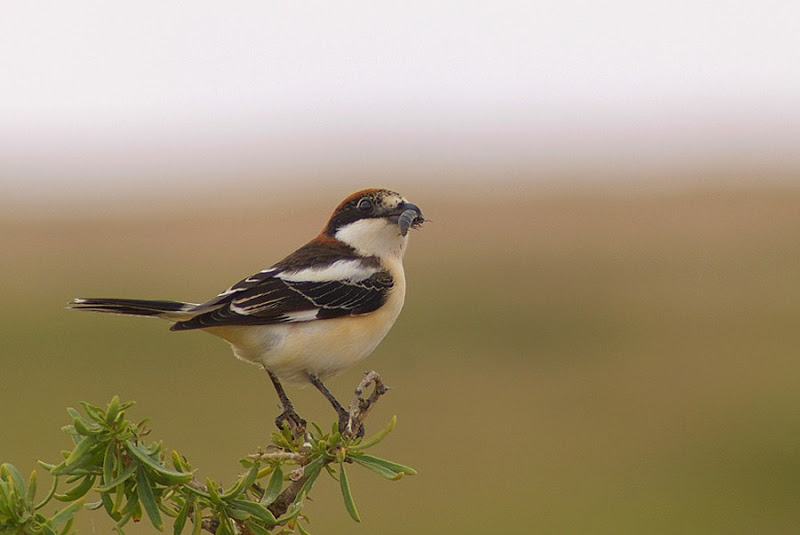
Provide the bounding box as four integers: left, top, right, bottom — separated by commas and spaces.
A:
267, 474, 309, 518
246, 451, 307, 463
346, 371, 389, 439
187, 478, 209, 493
200, 516, 220, 534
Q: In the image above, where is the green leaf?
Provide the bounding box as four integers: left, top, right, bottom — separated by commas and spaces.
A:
35, 472, 59, 510
338, 461, 360, 522
348, 455, 403, 480
103, 443, 117, 486
111, 481, 126, 517
220, 463, 259, 499
324, 462, 338, 479
136, 466, 163, 530
0, 480, 11, 508
228, 499, 277, 525
59, 437, 96, 472
105, 396, 122, 424
86, 499, 105, 510
292, 457, 324, 506
125, 441, 193, 484
2, 463, 27, 496
99, 491, 116, 519
120, 489, 142, 521
96, 463, 137, 492
297, 520, 312, 535
73, 416, 102, 436
191, 500, 202, 535
142, 439, 162, 457
259, 466, 283, 506
54, 474, 95, 502
58, 516, 75, 535
160, 497, 181, 518
64, 474, 84, 484
206, 478, 222, 505
243, 519, 270, 535
0, 480, 13, 516
349, 415, 396, 451
79, 401, 107, 423
113, 410, 128, 429
241, 462, 261, 492
113, 510, 133, 534
269, 432, 293, 451
348, 453, 417, 477
182, 484, 210, 500
226, 507, 250, 520
172, 497, 191, 535
49, 499, 85, 528
26, 469, 38, 503
36, 460, 57, 472
170, 451, 192, 473
276, 501, 304, 523
216, 516, 235, 535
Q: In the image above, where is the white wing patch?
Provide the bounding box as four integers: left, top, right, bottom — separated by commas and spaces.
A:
281, 310, 321, 322
277, 259, 379, 283
217, 268, 279, 297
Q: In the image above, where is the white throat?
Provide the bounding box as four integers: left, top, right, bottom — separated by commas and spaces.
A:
335, 218, 409, 260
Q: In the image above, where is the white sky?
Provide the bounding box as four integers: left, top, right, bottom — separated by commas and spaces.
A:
2, 1, 799, 199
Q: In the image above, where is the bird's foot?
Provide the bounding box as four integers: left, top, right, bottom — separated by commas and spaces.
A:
338, 408, 365, 439
275, 409, 307, 438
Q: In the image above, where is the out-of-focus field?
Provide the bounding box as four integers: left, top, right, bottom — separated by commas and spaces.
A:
2, 182, 800, 534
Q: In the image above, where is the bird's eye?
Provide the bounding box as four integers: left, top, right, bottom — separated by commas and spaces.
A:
357, 198, 373, 211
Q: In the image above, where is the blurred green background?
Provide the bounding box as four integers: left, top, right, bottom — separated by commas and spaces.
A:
3, 181, 800, 534
4, 2, 800, 532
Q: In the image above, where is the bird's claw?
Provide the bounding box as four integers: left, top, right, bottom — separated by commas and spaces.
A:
275, 409, 307, 437
338, 410, 365, 439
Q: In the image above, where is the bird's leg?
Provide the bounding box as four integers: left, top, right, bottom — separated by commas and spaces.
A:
307, 373, 347, 416
308, 374, 363, 437
265, 368, 306, 435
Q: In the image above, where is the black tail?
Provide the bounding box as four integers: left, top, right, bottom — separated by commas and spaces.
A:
68, 298, 194, 317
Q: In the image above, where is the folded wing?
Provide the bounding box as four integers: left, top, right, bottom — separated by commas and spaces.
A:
171, 262, 394, 331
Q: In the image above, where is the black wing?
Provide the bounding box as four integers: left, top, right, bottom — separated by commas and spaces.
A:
170, 269, 394, 331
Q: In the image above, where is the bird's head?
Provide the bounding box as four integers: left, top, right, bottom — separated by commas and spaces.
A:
323, 188, 425, 259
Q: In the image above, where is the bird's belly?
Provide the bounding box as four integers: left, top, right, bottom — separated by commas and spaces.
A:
205, 286, 404, 383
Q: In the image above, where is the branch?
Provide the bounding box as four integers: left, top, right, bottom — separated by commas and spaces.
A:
265, 371, 391, 519
5, 372, 412, 535
191, 371, 393, 533
266, 473, 309, 519
346, 371, 390, 438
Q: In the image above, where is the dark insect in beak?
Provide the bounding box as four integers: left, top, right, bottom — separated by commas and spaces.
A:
397, 203, 424, 236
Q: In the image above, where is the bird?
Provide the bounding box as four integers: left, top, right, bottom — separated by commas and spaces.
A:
69, 188, 424, 435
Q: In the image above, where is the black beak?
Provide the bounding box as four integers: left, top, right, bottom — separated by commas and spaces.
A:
394, 202, 424, 236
